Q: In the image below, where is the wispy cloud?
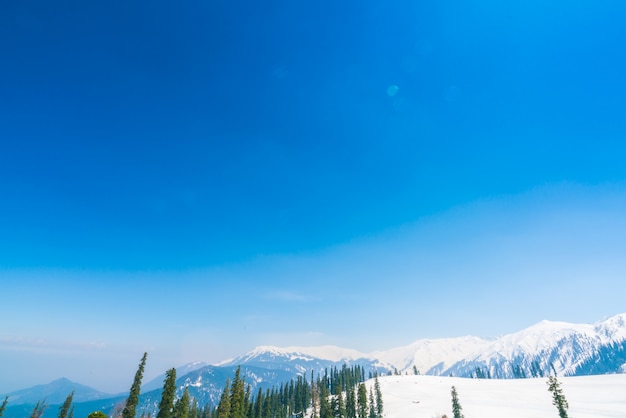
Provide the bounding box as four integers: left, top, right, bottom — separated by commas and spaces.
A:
0, 335, 107, 353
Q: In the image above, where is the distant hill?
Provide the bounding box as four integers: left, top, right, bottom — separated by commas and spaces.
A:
1, 377, 112, 405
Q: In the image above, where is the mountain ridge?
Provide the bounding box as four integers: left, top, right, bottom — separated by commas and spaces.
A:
3, 312, 625, 418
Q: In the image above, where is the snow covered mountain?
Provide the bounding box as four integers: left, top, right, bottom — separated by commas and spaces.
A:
218, 345, 392, 376
143, 361, 210, 392
435, 313, 626, 379
4, 313, 626, 418
224, 314, 626, 380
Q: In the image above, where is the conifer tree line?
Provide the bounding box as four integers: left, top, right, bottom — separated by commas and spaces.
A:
206, 364, 384, 418
50, 352, 384, 418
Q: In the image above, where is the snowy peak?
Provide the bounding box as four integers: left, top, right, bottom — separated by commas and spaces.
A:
594, 313, 626, 342
372, 336, 491, 374
221, 344, 393, 378
226, 345, 374, 365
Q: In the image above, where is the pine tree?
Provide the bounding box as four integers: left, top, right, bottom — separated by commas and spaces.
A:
87, 412, 108, 418
374, 376, 383, 418
30, 400, 46, 418
253, 387, 264, 418
0, 396, 8, 418
331, 384, 346, 418
216, 379, 231, 418
319, 381, 332, 418
244, 385, 252, 418
547, 376, 569, 418
157, 368, 177, 418
367, 388, 376, 418
123, 352, 148, 418
190, 398, 199, 418
58, 391, 74, 418
450, 386, 464, 418
310, 375, 319, 418
356, 384, 367, 418
346, 385, 356, 418
68, 406, 75, 418
175, 387, 191, 418
229, 367, 246, 418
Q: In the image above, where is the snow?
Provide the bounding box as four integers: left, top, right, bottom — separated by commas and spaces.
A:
224, 312, 626, 380
230, 345, 371, 363
367, 374, 626, 418
372, 336, 491, 374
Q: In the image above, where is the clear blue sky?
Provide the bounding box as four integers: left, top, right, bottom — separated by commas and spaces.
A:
2, 0, 626, 394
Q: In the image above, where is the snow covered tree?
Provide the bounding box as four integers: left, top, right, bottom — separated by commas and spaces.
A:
123, 352, 147, 418
157, 368, 177, 418
450, 386, 464, 418
58, 391, 74, 418
547, 376, 569, 418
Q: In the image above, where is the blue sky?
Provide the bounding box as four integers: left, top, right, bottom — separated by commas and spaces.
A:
2, 0, 626, 393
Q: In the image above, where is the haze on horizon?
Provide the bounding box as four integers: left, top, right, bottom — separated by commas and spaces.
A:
2, 0, 626, 394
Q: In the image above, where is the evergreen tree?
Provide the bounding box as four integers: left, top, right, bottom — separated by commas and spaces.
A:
68, 406, 75, 418
216, 379, 231, 418
244, 385, 252, 418
319, 381, 332, 418
123, 352, 148, 418
331, 384, 346, 418
58, 391, 74, 418
547, 376, 569, 418
310, 376, 319, 418
175, 387, 191, 418
157, 368, 177, 418
30, 400, 47, 418
374, 376, 383, 418
261, 389, 271, 418
345, 385, 356, 418
253, 387, 264, 418
356, 384, 367, 418
450, 386, 464, 418
229, 367, 246, 418
190, 398, 199, 418
87, 412, 108, 418
367, 389, 376, 418
0, 397, 8, 418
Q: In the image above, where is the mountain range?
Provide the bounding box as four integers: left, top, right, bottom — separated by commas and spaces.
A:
3, 313, 625, 417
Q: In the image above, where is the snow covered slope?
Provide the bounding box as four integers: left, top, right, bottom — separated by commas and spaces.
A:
367, 373, 626, 418
372, 336, 492, 375
440, 313, 626, 378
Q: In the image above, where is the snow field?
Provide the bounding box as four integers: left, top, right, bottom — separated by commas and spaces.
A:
367, 374, 626, 418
